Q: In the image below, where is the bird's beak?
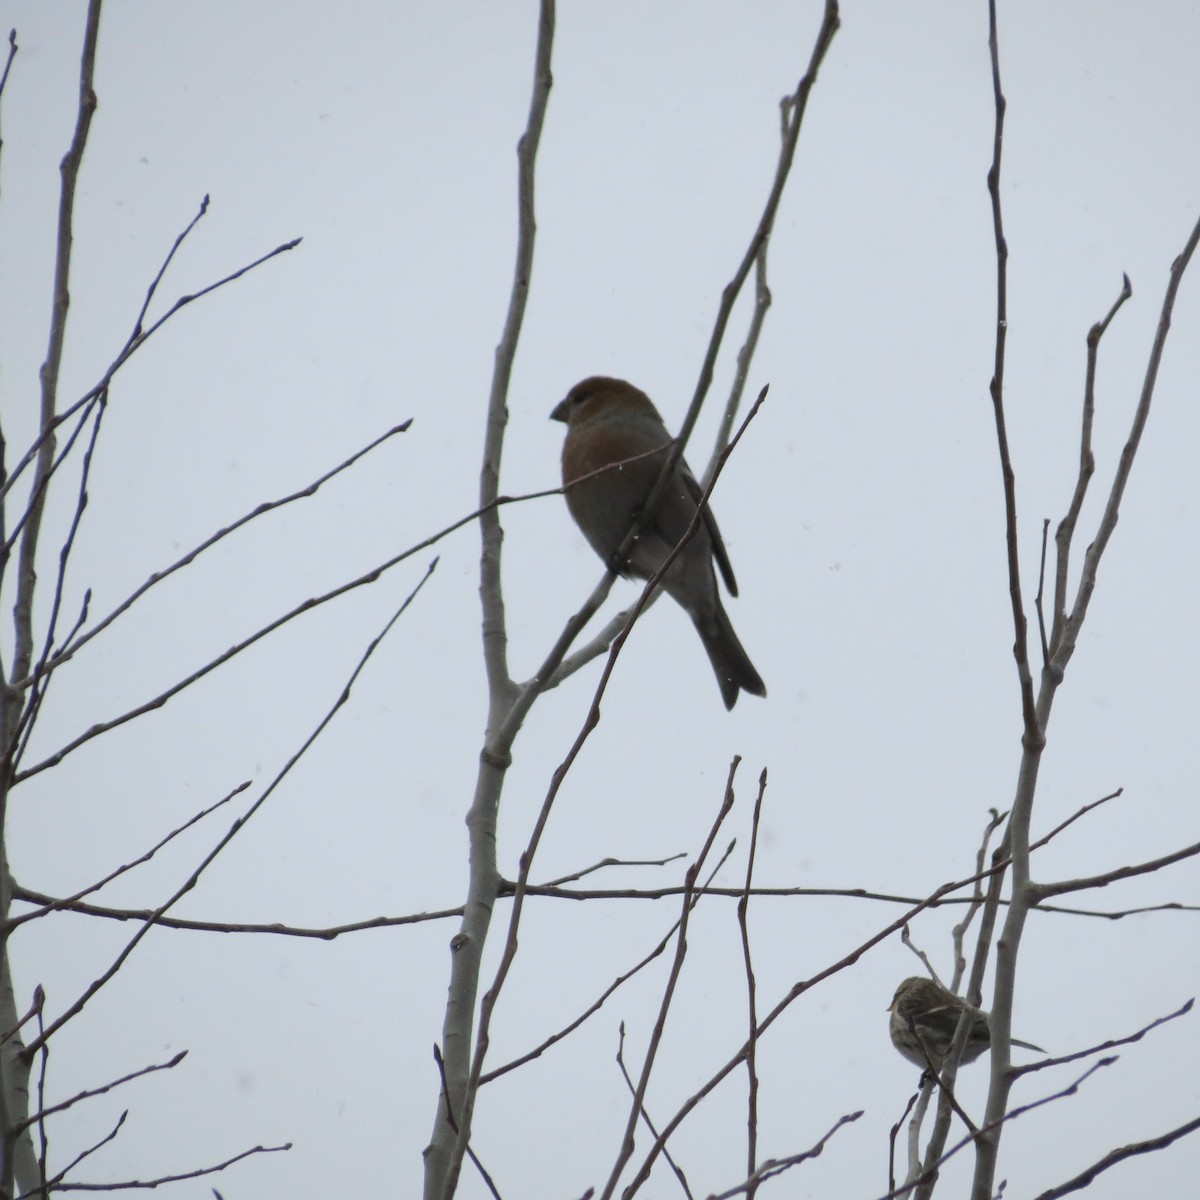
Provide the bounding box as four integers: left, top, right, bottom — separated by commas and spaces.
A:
550, 398, 570, 423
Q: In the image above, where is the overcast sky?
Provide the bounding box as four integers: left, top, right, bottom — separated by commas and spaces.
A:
1, 2, 1198, 1197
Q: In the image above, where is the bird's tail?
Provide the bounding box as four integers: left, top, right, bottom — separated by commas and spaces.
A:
1011, 1037, 1047, 1055
695, 600, 767, 710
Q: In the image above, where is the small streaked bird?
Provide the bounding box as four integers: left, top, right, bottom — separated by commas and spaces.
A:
888, 976, 1045, 1071
551, 376, 766, 709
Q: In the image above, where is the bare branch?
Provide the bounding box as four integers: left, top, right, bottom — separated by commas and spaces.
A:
0, 387, 100, 582
736, 771, 768, 1198
10, 888, 466, 937
900, 926, 941, 988
449, 394, 770, 1179
0, 987, 44, 1048
1039, 900, 1200, 920
883, 1059, 1118, 1200
429, 8, 837, 1186
430, 1047, 503, 1200
706, 1112, 862, 1200
1034, 519, 1050, 667
0, 235, 302, 518
41, 1141, 290, 1193
45, 1111, 128, 1192
573, 0, 838, 697
421, 7, 557, 1164
14, 1054, 186, 1134
619, 857, 1020, 1197
12, 399, 105, 771
615, 1024, 694, 1200
1030, 1113, 1200, 1200
537, 852, 687, 888
13, 553, 436, 783
16, 866, 1190, 945
9, 0, 100, 689
1012, 998, 1193, 1077
981, 0, 1037, 739
1050, 274, 1131, 650
1032, 840, 1200, 901
898, 1083, 935, 1193
706, 238, 771, 487
24, 564, 435, 1054
1029, 790, 1121, 853
678, 1, 839, 461
1052, 213, 1200, 679
15, 418, 412, 693
0, 27, 18, 112
598, 768, 741, 1200
480, 848, 736, 1086
9, 782, 251, 929
130, 197, 209, 338
952, 808, 1008, 990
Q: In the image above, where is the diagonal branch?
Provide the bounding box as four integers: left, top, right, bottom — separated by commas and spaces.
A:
1050, 274, 1131, 651
24, 562, 435, 1055
1029, 1113, 1200, 1200
1051, 210, 1200, 679
1032, 840, 1200, 900
981, 0, 1037, 740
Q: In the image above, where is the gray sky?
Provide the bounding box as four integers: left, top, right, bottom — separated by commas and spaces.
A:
2, 2, 1198, 1197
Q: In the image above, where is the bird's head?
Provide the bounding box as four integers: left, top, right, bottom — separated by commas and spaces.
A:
551, 376, 661, 426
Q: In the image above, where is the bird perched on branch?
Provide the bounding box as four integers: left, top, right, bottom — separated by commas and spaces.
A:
888, 976, 1045, 1071
551, 376, 766, 709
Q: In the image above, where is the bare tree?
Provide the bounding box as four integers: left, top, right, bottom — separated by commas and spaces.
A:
1, 3, 1197, 1198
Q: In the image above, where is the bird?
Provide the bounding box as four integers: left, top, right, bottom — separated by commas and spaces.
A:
888, 976, 1045, 1071
551, 376, 766, 709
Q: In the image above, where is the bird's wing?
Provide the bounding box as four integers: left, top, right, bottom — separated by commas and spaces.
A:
679, 463, 738, 596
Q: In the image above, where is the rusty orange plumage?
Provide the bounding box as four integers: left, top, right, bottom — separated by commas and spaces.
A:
551, 376, 765, 709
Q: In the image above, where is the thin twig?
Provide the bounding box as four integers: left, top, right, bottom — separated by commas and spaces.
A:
736, 771, 768, 1199
706, 1112, 862, 1200
1051, 214, 1200, 680
900, 927, 940, 988
619, 856, 1021, 1198
1029, 1113, 1200, 1200
0, 238, 301, 518
40, 1141, 290, 1193
430, 1047, 503, 1200
981, 0, 1037, 739
9, 0, 100, 691
131, 197, 210, 337
706, 237, 772, 485
43, 1111, 128, 1193
615, 1024, 694, 1200
11, 889, 467, 936
481, 848, 736, 1085
1029, 790, 1121, 852
952, 809, 1008, 989
15, 871, 1191, 944
1011, 997, 1193, 1077
881, 1059, 1117, 1200
13, 400, 107, 768
13, 418, 412, 694
24, 563, 435, 1054
1034, 518, 1050, 667
538, 852, 687, 888
597, 769, 741, 1200
1050, 274, 1131, 651
14, 550, 437, 784
9, 782, 251, 929
14, 1054, 186, 1134
1032, 840, 1200, 901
